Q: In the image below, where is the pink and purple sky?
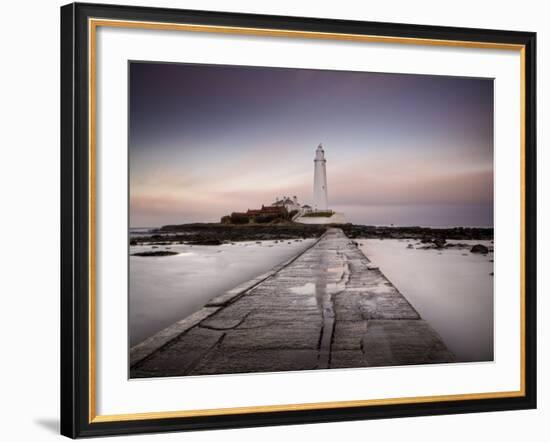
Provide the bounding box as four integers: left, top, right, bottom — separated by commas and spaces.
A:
129, 62, 493, 228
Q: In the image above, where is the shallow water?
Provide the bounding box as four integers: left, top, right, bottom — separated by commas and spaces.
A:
129, 239, 314, 346
359, 239, 494, 362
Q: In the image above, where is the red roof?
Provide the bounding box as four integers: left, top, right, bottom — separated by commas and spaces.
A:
246, 206, 284, 215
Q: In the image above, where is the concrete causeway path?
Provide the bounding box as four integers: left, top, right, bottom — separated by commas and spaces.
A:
131, 228, 454, 377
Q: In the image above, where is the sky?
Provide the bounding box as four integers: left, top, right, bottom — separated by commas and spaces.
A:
129, 61, 493, 228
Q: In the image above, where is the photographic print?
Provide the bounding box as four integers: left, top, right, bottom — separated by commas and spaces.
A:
128, 62, 494, 378
59, 3, 540, 436
61, 5, 536, 436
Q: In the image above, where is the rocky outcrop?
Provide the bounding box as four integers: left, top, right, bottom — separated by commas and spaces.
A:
133, 223, 328, 245
340, 224, 493, 241
186, 238, 222, 246
132, 250, 178, 257
470, 244, 489, 254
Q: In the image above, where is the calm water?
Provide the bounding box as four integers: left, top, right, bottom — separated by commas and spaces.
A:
359, 239, 494, 362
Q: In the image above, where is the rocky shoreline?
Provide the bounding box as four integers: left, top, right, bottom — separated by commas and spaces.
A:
130, 223, 493, 246
340, 224, 493, 241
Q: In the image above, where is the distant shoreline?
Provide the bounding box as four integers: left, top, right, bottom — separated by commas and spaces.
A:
129, 222, 493, 246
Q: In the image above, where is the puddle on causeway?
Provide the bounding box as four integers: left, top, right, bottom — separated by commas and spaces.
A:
289, 282, 316, 295
327, 264, 345, 274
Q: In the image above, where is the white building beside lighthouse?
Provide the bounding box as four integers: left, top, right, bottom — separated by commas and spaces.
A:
313, 144, 329, 211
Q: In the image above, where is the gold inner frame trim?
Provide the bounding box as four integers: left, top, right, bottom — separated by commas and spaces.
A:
88, 17, 527, 424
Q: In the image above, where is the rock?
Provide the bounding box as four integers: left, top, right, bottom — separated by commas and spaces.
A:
433, 238, 446, 248
187, 238, 222, 246
470, 244, 489, 254
445, 242, 468, 249
132, 250, 178, 257
407, 244, 413, 249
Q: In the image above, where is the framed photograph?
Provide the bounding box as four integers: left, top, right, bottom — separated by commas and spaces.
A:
60, 2, 536, 438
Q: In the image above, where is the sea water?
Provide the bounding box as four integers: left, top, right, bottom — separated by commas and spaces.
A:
359, 239, 494, 362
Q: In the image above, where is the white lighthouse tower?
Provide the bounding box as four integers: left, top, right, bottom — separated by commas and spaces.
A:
313, 143, 329, 211
294, 143, 345, 224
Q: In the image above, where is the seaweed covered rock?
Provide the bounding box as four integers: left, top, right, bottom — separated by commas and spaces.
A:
186, 238, 223, 246
132, 250, 178, 257
470, 244, 489, 254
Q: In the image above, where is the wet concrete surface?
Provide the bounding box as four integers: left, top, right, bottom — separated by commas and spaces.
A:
131, 228, 454, 377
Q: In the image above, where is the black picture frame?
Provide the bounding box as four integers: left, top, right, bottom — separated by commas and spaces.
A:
61, 2, 537, 438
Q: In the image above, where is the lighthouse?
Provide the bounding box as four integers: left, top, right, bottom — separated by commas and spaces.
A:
313, 143, 329, 211
294, 143, 345, 224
